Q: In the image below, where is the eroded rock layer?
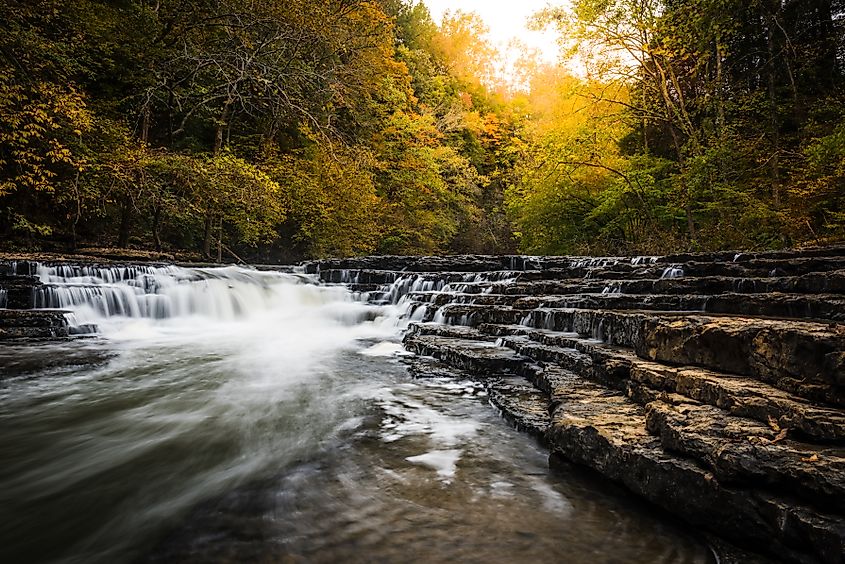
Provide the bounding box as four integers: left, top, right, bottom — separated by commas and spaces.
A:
307, 248, 845, 564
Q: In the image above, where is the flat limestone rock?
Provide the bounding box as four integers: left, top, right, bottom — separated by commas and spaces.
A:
637, 316, 845, 406
547, 377, 845, 562
405, 322, 492, 342
630, 361, 845, 442
514, 292, 845, 321
402, 334, 525, 375
645, 401, 845, 510
487, 376, 551, 438
0, 309, 69, 339
488, 325, 845, 441
622, 270, 845, 296
481, 321, 845, 441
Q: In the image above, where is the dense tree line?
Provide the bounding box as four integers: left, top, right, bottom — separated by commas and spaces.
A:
0, 0, 518, 260
1, 0, 843, 259
507, 0, 845, 254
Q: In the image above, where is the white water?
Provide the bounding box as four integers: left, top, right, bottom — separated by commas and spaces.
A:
32, 263, 412, 343
661, 265, 685, 279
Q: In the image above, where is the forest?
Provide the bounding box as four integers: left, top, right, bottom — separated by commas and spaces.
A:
0, 0, 843, 260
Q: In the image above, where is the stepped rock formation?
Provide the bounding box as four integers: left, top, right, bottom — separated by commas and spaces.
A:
302, 249, 845, 563
1, 248, 844, 561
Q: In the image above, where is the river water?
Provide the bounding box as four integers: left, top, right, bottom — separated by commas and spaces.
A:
0, 265, 713, 563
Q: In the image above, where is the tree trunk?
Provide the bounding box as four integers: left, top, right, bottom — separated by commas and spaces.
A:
202, 213, 213, 258
217, 216, 223, 263
70, 170, 81, 252
214, 101, 232, 156
118, 196, 132, 248
141, 102, 151, 145
152, 206, 162, 252
765, 6, 782, 208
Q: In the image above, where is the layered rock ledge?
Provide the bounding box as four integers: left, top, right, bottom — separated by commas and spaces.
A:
306, 247, 845, 563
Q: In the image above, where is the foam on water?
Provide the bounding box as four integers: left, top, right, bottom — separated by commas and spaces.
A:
359, 342, 410, 357
405, 449, 462, 481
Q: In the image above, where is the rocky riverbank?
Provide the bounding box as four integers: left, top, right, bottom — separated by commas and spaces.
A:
304, 248, 845, 563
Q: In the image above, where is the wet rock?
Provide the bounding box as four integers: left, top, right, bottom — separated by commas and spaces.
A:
637, 316, 845, 406
402, 334, 525, 374
547, 378, 845, 562
0, 310, 69, 339
669, 257, 845, 279
0, 273, 42, 309
645, 401, 845, 510
499, 281, 610, 296
629, 362, 845, 442
499, 336, 633, 392
518, 308, 653, 348
641, 271, 845, 295
429, 304, 529, 327
405, 322, 492, 342
659, 245, 845, 264
408, 292, 519, 307
487, 376, 551, 438
513, 292, 845, 321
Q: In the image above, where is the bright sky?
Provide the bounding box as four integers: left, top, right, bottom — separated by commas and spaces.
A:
422, 0, 563, 81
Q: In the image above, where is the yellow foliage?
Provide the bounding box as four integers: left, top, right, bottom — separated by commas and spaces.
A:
0, 78, 91, 195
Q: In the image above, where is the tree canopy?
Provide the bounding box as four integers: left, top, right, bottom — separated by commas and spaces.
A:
0, 0, 842, 259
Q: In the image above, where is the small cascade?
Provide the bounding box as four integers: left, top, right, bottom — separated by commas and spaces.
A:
5, 260, 35, 275
408, 304, 428, 321
507, 255, 542, 271
380, 274, 446, 305
371, 270, 522, 326
524, 309, 557, 331
601, 281, 623, 295
660, 265, 684, 279
22, 263, 382, 334
0, 288, 6, 308
570, 257, 620, 269
630, 256, 658, 266
335, 269, 360, 284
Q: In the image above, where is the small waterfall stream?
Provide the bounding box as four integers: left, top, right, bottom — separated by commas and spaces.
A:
0, 263, 712, 564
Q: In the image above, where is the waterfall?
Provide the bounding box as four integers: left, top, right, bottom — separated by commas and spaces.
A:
28, 263, 405, 338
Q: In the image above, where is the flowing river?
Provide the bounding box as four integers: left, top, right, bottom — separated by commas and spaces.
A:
0, 265, 713, 563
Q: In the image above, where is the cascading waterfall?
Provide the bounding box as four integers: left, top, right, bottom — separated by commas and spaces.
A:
30, 263, 404, 335
18, 262, 529, 336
